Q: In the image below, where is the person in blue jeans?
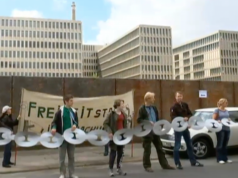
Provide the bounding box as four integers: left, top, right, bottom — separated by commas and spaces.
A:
170, 91, 203, 170
213, 98, 232, 164
0, 105, 20, 168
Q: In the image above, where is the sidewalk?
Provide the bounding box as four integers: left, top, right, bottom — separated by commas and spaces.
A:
0, 143, 172, 174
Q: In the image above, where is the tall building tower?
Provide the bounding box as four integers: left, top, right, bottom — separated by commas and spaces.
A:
72, 2, 76, 21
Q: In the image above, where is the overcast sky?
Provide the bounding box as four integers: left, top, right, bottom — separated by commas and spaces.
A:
1, 0, 237, 47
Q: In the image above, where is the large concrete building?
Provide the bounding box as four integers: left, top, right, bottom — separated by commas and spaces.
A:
82, 44, 103, 77
173, 30, 238, 81
0, 2, 100, 78
98, 25, 173, 79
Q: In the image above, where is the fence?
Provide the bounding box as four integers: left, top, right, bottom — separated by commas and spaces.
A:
0, 77, 238, 124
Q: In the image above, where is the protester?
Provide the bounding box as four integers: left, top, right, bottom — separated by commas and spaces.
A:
103, 99, 128, 177
51, 94, 79, 178
0, 105, 20, 168
137, 92, 174, 172
213, 98, 232, 164
170, 91, 203, 169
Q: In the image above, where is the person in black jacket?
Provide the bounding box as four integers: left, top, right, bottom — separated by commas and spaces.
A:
170, 91, 203, 169
0, 105, 20, 168
51, 94, 79, 178
137, 92, 174, 172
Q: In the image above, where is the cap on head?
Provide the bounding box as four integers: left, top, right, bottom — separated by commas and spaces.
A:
2, 105, 11, 113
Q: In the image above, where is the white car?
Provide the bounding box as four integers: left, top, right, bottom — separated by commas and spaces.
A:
160, 107, 238, 159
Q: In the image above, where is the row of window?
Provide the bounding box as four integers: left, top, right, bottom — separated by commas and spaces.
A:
220, 50, 238, 57
83, 65, 97, 70
1, 30, 82, 40
221, 58, 238, 66
0, 72, 82, 78
142, 37, 172, 46
0, 18, 81, 30
0, 50, 82, 60
0, 61, 82, 70
142, 65, 172, 72
1, 40, 82, 50
83, 59, 98, 64
141, 74, 172, 80
142, 46, 172, 55
140, 27, 171, 37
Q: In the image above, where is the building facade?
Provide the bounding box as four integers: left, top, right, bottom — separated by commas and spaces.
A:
0, 16, 84, 78
82, 44, 103, 77
173, 30, 238, 81
98, 25, 173, 80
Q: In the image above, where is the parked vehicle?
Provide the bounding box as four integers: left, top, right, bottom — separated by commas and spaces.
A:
160, 107, 238, 159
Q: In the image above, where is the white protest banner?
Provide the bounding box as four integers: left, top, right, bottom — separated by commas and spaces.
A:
18, 88, 134, 134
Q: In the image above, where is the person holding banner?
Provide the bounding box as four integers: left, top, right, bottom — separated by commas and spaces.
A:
213, 98, 232, 164
170, 91, 203, 170
137, 92, 174, 172
103, 99, 128, 177
0, 105, 21, 168
51, 94, 79, 178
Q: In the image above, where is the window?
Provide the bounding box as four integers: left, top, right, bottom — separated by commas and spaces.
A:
194, 111, 213, 120
229, 111, 238, 122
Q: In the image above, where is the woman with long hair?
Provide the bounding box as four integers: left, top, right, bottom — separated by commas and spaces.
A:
0, 105, 20, 168
213, 98, 232, 164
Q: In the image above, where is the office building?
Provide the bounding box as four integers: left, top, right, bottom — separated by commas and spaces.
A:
0, 2, 85, 78
82, 44, 103, 77
98, 25, 173, 79
173, 30, 238, 81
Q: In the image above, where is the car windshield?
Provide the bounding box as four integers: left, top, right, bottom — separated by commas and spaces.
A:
193, 111, 213, 121
194, 110, 238, 122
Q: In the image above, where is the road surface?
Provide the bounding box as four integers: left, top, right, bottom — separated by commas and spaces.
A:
3, 155, 238, 178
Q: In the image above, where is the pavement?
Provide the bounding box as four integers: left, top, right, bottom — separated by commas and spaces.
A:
3, 158, 238, 178
0, 143, 163, 174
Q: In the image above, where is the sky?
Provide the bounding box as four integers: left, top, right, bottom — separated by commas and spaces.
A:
1, 0, 238, 47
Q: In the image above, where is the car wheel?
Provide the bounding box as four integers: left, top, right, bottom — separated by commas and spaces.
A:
192, 139, 211, 159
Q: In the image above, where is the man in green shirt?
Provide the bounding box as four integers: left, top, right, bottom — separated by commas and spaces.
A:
51, 94, 79, 178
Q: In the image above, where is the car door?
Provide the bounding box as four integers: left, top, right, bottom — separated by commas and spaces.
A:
228, 111, 238, 146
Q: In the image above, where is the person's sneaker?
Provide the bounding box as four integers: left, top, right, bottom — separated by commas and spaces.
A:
145, 167, 153, 172
191, 162, 203, 167
9, 162, 15, 165
59, 175, 65, 178
70, 175, 78, 178
2, 164, 11, 168
219, 161, 225, 164
176, 164, 183, 170
226, 160, 232, 163
163, 165, 175, 170
109, 169, 114, 177
117, 168, 127, 176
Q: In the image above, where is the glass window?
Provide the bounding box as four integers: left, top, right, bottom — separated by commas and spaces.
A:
194, 111, 213, 121
229, 111, 238, 122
